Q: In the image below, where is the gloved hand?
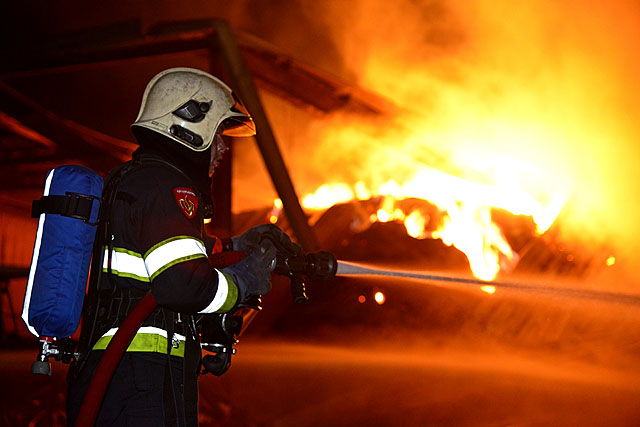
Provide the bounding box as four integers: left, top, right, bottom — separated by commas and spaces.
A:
232, 224, 302, 258
222, 238, 277, 301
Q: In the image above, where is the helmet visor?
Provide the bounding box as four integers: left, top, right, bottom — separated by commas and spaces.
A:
220, 92, 256, 137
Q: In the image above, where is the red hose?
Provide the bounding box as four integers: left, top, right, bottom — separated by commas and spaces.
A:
75, 251, 242, 424
75, 291, 158, 426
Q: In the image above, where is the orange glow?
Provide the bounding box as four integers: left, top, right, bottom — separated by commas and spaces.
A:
225, 1, 640, 287
480, 285, 496, 295
358, 295, 366, 303
374, 292, 385, 304
404, 210, 428, 239
302, 184, 354, 209
273, 0, 640, 285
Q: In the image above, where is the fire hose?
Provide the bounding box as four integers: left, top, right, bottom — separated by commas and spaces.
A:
75, 290, 158, 427
75, 253, 640, 425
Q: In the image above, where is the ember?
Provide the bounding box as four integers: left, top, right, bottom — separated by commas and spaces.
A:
374, 291, 386, 304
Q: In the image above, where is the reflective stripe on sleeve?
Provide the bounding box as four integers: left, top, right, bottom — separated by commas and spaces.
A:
197, 269, 238, 314
103, 248, 150, 282
144, 236, 208, 281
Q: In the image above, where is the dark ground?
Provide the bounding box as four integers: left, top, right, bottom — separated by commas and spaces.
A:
3, 271, 640, 426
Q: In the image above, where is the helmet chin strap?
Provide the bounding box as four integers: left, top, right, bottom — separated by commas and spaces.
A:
209, 133, 228, 176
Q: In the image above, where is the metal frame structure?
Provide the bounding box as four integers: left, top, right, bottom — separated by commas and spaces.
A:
1, 19, 319, 249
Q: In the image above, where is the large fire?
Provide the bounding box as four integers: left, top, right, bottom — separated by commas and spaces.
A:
240, 1, 640, 284
272, 1, 640, 283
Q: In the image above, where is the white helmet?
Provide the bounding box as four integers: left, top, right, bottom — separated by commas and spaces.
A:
131, 67, 256, 151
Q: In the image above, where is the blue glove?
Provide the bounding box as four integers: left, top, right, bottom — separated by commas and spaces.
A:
222, 239, 277, 301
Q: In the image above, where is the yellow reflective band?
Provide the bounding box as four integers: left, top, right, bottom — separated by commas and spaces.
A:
92, 332, 185, 357
197, 269, 238, 314
218, 271, 238, 313
103, 247, 150, 282
144, 236, 208, 280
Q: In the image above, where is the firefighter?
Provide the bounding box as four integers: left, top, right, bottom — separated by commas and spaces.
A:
66, 67, 282, 425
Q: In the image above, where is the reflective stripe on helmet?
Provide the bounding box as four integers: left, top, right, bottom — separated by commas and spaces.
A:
198, 269, 238, 314
143, 236, 207, 280
103, 247, 150, 282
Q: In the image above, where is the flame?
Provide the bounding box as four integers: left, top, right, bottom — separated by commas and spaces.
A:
277, 1, 640, 282
302, 184, 354, 210
480, 285, 496, 295
301, 167, 561, 280
404, 210, 428, 239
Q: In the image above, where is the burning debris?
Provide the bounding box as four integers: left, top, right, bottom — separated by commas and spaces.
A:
262, 192, 610, 283
299, 169, 565, 280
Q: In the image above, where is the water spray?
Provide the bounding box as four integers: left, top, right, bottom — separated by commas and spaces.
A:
336, 259, 640, 306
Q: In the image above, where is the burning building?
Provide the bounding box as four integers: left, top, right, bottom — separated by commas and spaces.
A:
2, 1, 639, 283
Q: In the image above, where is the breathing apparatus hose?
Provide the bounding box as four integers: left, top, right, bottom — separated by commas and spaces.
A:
75, 291, 158, 427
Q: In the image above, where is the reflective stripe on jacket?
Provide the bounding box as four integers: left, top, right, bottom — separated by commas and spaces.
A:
95, 156, 238, 355
93, 327, 186, 357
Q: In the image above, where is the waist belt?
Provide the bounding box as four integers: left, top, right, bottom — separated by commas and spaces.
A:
92, 326, 186, 358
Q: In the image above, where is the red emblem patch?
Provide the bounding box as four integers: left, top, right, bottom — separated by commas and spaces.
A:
173, 187, 198, 219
